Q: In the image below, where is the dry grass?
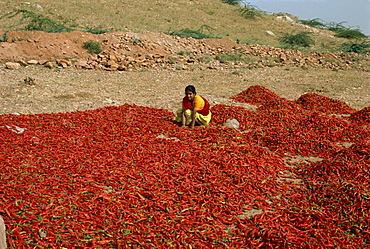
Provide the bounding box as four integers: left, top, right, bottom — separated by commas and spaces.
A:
0, 0, 355, 52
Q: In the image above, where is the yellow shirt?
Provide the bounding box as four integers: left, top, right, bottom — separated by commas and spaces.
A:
193, 95, 205, 110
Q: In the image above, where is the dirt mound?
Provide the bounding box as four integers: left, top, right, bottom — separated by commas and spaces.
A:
1, 30, 368, 71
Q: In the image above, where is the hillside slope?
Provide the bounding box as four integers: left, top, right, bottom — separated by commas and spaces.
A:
0, 0, 355, 51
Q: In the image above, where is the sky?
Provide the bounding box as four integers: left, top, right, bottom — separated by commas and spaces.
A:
242, 0, 370, 35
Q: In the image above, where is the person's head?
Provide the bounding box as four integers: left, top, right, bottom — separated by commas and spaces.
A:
185, 85, 196, 101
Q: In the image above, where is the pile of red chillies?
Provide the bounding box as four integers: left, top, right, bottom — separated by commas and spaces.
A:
0, 86, 369, 248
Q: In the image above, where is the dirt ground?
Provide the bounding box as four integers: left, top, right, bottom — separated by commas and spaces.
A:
1, 66, 369, 115
0, 31, 369, 115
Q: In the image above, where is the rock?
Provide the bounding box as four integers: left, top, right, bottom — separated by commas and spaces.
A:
273, 12, 299, 22
5, 62, 21, 70
76, 60, 88, 67
106, 60, 119, 67
104, 67, 117, 71
223, 119, 240, 129
38, 59, 48, 65
108, 54, 118, 62
58, 59, 72, 67
17, 60, 28, 66
33, 3, 44, 11
279, 53, 287, 62
265, 31, 275, 36
24, 77, 36, 85
109, 63, 119, 69
27, 60, 39, 65
44, 61, 56, 68
0, 216, 6, 249
59, 61, 69, 68
117, 65, 127, 71
89, 61, 99, 67
276, 16, 294, 22
120, 60, 130, 67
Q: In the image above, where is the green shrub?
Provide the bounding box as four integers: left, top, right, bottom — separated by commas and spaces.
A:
236, 3, 263, 20
278, 32, 315, 48
325, 21, 348, 32
178, 51, 194, 56
335, 29, 367, 39
83, 25, 112, 34
82, 40, 103, 54
299, 18, 367, 39
299, 19, 348, 33
197, 54, 213, 63
244, 55, 259, 63
166, 25, 221, 39
167, 56, 178, 64
2, 9, 73, 32
339, 42, 370, 54
215, 53, 257, 63
216, 53, 240, 63
298, 18, 326, 29
129, 37, 141, 44
0, 31, 8, 42
1, 8, 112, 34
221, 0, 242, 5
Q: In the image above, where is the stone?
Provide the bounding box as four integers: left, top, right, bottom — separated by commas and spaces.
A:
279, 53, 287, 62
27, 60, 39, 65
108, 54, 118, 62
5, 62, 21, 70
76, 60, 88, 67
17, 60, 28, 66
104, 67, 117, 71
223, 119, 240, 129
59, 61, 69, 68
82, 64, 93, 70
109, 63, 119, 69
33, 3, 44, 11
0, 216, 6, 249
38, 59, 48, 65
24, 77, 36, 85
106, 60, 118, 67
58, 59, 72, 67
273, 12, 299, 22
117, 65, 127, 71
44, 61, 55, 68
89, 61, 99, 67
276, 15, 294, 22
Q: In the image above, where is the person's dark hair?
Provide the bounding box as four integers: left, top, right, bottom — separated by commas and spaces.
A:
185, 85, 196, 94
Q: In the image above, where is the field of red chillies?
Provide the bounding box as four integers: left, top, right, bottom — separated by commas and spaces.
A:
1, 85, 369, 248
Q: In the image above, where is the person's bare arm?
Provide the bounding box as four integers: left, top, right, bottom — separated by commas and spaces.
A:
181, 110, 186, 127
190, 109, 198, 128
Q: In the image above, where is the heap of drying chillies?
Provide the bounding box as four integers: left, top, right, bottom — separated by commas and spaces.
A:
1, 86, 369, 248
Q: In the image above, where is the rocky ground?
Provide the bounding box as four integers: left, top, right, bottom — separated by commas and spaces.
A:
1, 30, 369, 71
